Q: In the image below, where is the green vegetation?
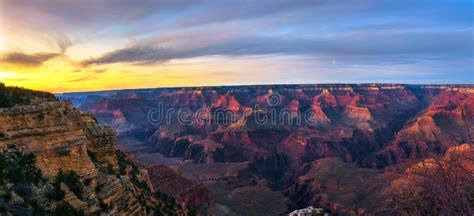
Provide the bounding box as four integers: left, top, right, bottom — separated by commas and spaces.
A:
107, 163, 115, 174
52, 201, 83, 216
51, 169, 84, 199
87, 150, 98, 163
116, 150, 139, 175
0, 151, 43, 186
56, 148, 70, 156
155, 191, 176, 206
83, 178, 92, 186
115, 151, 149, 190
131, 176, 148, 190
153, 191, 185, 216
116, 151, 188, 215
0, 147, 47, 215
98, 198, 108, 211
0, 82, 56, 108
94, 184, 102, 193
394, 152, 474, 215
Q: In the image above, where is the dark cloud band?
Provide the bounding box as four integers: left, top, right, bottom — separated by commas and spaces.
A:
1, 52, 60, 67
82, 29, 473, 66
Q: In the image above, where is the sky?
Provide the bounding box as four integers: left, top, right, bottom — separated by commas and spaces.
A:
0, 0, 473, 93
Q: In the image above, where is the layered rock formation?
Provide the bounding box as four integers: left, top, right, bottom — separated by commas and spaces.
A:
0, 102, 98, 179
372, 91, 474, 168
0, 100, 188, 215
147, 164, 212, 209
59, 84, 474, 215
390, 144, 474, 215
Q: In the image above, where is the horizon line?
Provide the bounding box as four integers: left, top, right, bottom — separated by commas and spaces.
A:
53, 82, 474, 95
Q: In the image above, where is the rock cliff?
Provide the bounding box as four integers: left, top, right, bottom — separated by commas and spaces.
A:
0, 100, 188, 215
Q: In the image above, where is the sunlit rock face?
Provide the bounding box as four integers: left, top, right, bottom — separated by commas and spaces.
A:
0, 101, 189, 215
372, 90, 474, 168
0, 102, 98, 178
62, 84, 472, 165
59, 84, 473, 214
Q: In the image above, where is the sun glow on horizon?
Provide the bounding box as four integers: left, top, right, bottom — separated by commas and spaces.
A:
1, 55, 305, 93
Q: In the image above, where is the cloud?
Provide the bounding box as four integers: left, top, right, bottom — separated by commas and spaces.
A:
82, 28, 474, 65
5, 1, 473, 57
69, 75, 96, 82
52, 33, 73, 53
2, 0, 473, 88
2, 0, 197, 26
1, 52, 60, 67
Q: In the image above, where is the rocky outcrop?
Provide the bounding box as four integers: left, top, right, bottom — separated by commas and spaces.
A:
390, 144, 474, 215
0, 101, 189, 215
0, 102, 98, 179
343, 105, 371, 122
184, 139, 224, 163
285, 158, 395, 215
147, 164, 212, 208
82, 113, 119, 171
372, 91, 474, 168
309, 96, 331, 125
211, 94, 242, 113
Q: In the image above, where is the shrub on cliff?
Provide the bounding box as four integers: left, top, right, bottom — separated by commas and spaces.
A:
116, 150, 139, 175
51, 169, 84, 199
0, 148, 47, 215
52, 201, 83, 216
0, 82, 56, 108
0, 150, 43, 185
394, 148, 474, 215
46, 185, 65, 201
0, 83, 10, 108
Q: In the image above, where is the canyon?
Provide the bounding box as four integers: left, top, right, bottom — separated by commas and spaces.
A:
58, 84, 473, 215
0, 83, 472, 215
